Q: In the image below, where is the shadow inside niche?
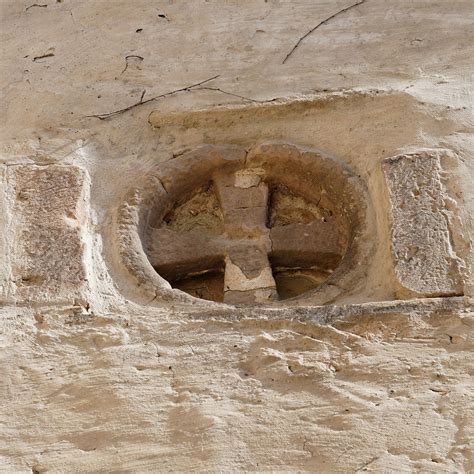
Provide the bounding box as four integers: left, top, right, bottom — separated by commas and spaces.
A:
271, 264, 332, 301
170, 269, 225, 303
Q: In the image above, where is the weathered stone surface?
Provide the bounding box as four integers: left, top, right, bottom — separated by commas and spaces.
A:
0, 0, 473, 471
125, 143, 369, 305
270, 221, 343, 268
383, 151, 465, 297
8, 165, 91, 304
147, 228, 224, 280
0, 300, 472, 472
0, 165, 9, 300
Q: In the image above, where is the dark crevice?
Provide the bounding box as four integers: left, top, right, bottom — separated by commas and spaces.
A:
170, 268, 225, 302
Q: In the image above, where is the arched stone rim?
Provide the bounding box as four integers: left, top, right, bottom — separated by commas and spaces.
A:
115, 142, 373, 307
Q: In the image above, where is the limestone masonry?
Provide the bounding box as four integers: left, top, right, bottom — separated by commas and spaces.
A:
0, 1, 473, 472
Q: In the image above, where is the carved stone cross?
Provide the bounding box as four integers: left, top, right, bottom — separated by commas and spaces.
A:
117, 143, 367, 306
147, 169, 343, 304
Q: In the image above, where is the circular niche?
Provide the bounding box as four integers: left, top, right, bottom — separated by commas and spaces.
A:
117, 143, 370, 306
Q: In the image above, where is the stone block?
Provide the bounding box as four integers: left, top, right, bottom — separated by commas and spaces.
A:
382, 151, 465, 297
8, 165, 91, 304
0, 165, 10, 300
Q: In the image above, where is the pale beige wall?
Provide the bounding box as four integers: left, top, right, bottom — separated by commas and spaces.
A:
0, 1, 473, 472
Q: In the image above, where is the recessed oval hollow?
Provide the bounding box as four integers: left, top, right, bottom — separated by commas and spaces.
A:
117, 143, 370, 306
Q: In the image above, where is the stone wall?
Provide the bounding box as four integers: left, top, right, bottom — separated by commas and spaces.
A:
1, 1, 473, 472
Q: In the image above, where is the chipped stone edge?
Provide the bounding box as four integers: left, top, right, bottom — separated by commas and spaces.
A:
17, 296, 471, 329
113, 146, 241, 308
176, 295, 472, 325
382, 148, 468, 299
114, 142, 374, 309
147, 88, 397, 129
0, 164, 93, 307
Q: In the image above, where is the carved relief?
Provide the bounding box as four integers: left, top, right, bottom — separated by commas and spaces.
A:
116, 143, 370, 305
382, 150, 466, 297
8, 165, 91, 305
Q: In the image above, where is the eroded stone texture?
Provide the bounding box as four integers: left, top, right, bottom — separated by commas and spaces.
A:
140, 143, 367, 305
0, 165, 9, 300
383, 151, 465, 297
1, 1, 473, 470
1, 300, 472, 473
9, 165, 90, 304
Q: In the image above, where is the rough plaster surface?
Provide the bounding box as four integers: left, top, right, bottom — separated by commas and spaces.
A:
0, 0, 473, 472
1, 301, 473, 472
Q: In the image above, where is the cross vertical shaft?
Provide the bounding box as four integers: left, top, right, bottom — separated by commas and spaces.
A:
213, 171, 277, 304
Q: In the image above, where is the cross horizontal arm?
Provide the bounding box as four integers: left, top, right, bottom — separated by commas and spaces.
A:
270, 221, 345, 269
147, 227, 224, 281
